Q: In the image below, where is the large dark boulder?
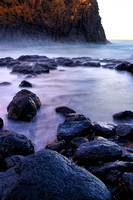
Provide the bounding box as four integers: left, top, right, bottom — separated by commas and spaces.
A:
0, 130, 34, 162
57, 120, 93, 141
0, 0, 107, 43
7, 90, 41, 121
74, 137, 122, 165
0, 149, 111, 200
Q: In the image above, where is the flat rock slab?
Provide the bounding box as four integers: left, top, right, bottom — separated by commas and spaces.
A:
57, 120, 93, 141
74, 137, 122, 165
0, 149, 111, 200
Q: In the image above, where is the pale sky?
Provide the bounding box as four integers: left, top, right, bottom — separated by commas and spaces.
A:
97, 0, 133, 40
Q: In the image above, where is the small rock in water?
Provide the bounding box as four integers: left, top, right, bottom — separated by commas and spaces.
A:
19, 80, 32, 87
0, 118, 3, 129
0, 82, 11, 86
7, 89, 41, 121
55, 106, 76, 116
113, 111, 133, 120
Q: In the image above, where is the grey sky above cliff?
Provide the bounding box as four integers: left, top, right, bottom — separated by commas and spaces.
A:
98, 0, 133, 40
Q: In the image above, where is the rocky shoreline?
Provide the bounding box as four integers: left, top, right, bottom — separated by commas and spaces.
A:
0, 55, 133, 77
0, 55, 133, 199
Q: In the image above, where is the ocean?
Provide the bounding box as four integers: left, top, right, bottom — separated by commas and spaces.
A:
0, 40, 133, 151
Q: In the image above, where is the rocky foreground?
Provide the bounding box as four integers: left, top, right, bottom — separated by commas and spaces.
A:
0, 0, 107, 43
0, 100, 133, 199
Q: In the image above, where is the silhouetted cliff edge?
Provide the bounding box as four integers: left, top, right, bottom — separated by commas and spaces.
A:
0, 0, 107, 43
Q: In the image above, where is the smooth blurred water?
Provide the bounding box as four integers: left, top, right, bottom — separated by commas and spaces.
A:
0, 40, 133, 60
0, 40, 133, 151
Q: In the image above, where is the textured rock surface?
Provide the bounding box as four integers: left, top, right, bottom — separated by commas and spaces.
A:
0, 149, 111, 200
0, 130, 34, 162
57, 120, 93, 141
0, 0, 107, 43
74, 137, 122, 165
7, 89, 41, 121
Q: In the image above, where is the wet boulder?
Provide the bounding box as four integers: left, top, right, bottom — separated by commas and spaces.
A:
7, 89, 41, 121
19, 80, 32, 88
57, 120, 93, 141
94, 122, 117, 137
55, 106, 76, 116
116, 123, 133, 140
0, 130, 34, 162
113, 110, 133, 120
0, 149, 111, 200
74, 137, 122, 165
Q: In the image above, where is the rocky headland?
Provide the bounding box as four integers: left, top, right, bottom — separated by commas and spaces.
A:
0, 0, 107, 43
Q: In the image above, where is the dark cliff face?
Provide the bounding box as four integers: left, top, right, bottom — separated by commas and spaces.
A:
0, 0, 107, 43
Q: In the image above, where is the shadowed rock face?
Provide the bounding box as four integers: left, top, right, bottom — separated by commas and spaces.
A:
0, 150, 111, 200
0, 0, 107, 43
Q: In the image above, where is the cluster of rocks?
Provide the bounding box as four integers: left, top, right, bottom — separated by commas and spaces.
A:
46, 107, 133, 199
0, 98, 133, 199
0, 55, 133, 76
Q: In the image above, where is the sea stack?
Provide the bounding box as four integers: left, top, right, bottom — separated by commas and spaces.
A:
0, 0, 107, 43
